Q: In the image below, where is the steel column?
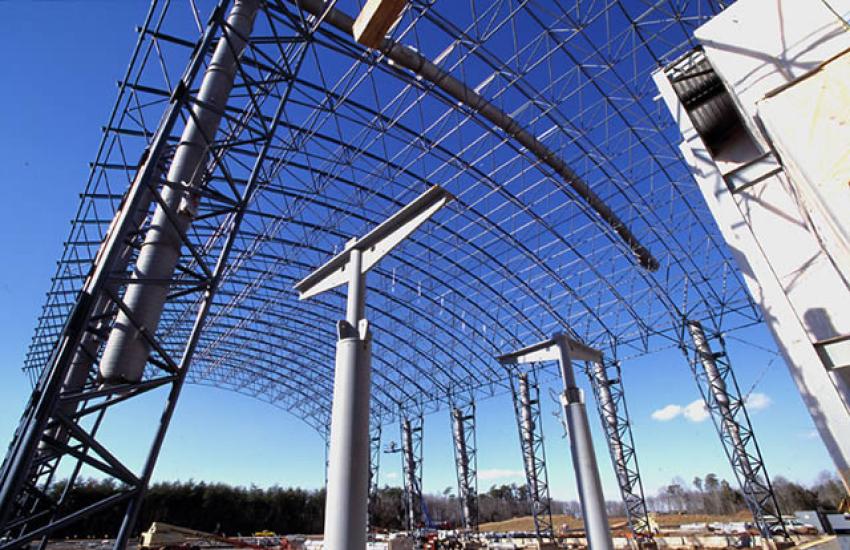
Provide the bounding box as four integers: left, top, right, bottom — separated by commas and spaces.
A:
368, 421, 382, 532
323, 248, 372, 550
295, 187, 451, 548
401, 416, 423, 532
555, 340, 614, 550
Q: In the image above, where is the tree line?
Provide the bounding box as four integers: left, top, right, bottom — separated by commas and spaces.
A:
43, 471, 846, 539
645, 471, 846, 516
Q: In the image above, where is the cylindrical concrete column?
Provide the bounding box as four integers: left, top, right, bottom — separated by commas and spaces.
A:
323, 325, 372, 550
98, 0, 260, 384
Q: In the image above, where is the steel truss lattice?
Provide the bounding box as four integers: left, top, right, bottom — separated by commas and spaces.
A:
584, 359, 652, 541
368, 420, 382, 532
511, 371, 553, 540
400, 415, 425, 531
683, 321, 787, 540
450, 398, 478, 532
0, 0, 774, 545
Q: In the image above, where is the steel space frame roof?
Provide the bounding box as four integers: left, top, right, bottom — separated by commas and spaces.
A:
23, 0, 755, 432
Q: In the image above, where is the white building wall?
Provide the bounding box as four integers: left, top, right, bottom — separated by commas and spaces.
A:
654, 0, 850, 489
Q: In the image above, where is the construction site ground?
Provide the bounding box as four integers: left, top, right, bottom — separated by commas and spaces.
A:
479, 511, 754, 534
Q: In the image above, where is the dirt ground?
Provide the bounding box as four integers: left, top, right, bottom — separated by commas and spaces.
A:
479, 511, 753, 533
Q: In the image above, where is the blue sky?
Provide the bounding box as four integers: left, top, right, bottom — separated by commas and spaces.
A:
0, 2, 837, 503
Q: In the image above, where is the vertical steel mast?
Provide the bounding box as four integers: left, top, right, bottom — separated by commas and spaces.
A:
367, 421, 382, 533
295, 186, 451, 549
501, 334, 615, 550
401, 416, 424, 532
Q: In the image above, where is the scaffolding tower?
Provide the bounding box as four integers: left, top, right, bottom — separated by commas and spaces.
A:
585, 359, 653, 541
511, 372, 553, 541
451, 401, 478, 532
401, 415, 425, 532
684, 321, 787, 540
368, 421, 382, 532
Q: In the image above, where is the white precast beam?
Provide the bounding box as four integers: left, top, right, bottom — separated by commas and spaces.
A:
294, 185, 452, 300
653, 0, 850, 489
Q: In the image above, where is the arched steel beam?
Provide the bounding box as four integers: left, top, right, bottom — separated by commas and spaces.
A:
283, 0, 659, 271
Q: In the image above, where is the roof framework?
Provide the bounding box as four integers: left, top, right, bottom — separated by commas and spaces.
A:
23, 0, 755, 432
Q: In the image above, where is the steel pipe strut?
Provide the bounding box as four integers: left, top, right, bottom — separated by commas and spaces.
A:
323, 247, 372, 550
98, 0, 260, 384
290, 0, 659, 271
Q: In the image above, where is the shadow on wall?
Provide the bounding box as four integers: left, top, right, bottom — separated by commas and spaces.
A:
725, 242, 850, 489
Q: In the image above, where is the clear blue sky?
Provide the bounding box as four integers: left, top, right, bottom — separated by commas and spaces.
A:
0, 2, 836, 503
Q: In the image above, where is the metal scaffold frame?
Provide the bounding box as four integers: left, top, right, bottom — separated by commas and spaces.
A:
400, 415, 425, 532
584, 359, 653, 542
1, 1, 314, 546
683, 320, 787, 540
368, 421, 382, 532
450, 399, 478, 532
510, 371, 553, 541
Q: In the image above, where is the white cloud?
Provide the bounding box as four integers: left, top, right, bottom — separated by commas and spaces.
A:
478, 469, 524, 481
683, 399, 710, 423
746, 392, 772, 411
651, 393, 770, 424
384, 472, 398, 480
651, 400, 709, 423
651, 404, 682, 421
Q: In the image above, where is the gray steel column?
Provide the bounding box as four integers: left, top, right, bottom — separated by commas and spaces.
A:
556, 341, 614, 550
323, 248, 372, 550
401, 417, 418, 532
452, 408, 472, 530
518, 374, 540, 503
98, 0, 260, 384
687, 321, 754, 479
